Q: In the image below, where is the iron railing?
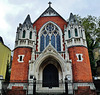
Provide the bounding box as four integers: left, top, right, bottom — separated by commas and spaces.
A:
0, 80, 98, 95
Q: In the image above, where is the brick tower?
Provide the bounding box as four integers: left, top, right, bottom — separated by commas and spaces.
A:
8, 15, 36, 94
64, 13, 96, 94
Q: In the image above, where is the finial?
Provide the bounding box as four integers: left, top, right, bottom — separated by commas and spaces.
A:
48, 2, 52, 7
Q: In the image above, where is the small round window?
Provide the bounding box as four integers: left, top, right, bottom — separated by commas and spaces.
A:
46, 24, 54, 32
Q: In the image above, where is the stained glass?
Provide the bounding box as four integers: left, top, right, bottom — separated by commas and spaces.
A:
56, 34, 61, 51
46, 34, 49, 46
56, 27, 58, 31
46, 24, 54, 32
54, 31, 57, 34
40, 35, 44, 51
40, 23, 61, 51
51, 34, 55, 48
44, 31, 47, 34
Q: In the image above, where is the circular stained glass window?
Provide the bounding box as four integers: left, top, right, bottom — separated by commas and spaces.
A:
46, 24, 54, 32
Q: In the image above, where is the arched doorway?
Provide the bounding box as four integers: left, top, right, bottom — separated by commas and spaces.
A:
43, 64, 59, 88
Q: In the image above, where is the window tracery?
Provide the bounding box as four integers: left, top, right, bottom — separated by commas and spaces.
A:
40, 23, 61, 51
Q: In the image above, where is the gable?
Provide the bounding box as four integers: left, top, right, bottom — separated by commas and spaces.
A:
33, 16, 67, 34
33, 6, 67, 34
40, 6, 60, 17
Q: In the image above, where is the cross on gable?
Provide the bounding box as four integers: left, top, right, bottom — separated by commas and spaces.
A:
48, 2, 52, 7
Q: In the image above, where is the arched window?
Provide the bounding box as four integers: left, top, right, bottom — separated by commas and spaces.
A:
68, 30, 71, 38
40, 35, 44, 51
40, 23, 61, 51
22, 30, 26, 38
51, 34, 55, 48
56, 34, 61, 51
75, 28, 78, 36
29, 31, 32, 39
46, 34, 49, 46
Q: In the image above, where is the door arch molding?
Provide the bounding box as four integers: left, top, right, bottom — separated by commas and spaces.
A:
34, 54, 65, 81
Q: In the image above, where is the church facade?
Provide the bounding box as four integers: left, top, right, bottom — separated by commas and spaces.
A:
8, 3, 96, 95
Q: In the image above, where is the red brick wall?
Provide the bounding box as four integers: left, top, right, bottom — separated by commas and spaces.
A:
75, 86, 96, 95
10, 48, 32, 82
68, 46, 93, 82
7, 86, 26, 95
33, 16, 67, 51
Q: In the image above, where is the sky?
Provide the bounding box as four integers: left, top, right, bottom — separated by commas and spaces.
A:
0, 0, 100, 50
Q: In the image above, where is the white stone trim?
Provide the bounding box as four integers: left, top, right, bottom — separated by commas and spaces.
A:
18, 55, 25, 63
76, 54, 83, 62
8, 83, 27, 90
73, 83, 96, 90
64, 24, 87, 48
15, 23, 36, 48
29, 44, 72, 82
28, 44, 73, 95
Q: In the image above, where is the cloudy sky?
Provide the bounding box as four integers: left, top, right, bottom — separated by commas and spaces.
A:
0, 0, 100, 50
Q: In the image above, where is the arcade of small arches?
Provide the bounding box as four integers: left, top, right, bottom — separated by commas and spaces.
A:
68, 28, 83, 38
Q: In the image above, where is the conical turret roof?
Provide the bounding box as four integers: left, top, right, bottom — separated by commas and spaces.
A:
23, 14, 32, 25
68, 13, 77, 25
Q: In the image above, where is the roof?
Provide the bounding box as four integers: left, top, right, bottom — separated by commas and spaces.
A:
68, 13, 77, 25
40, 6, 60, 17
33, 3, 67, 24
0, 36, 4, 44
0, 36, 11, 51
23, 14, 32, 25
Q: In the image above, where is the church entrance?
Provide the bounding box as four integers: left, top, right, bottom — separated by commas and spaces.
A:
43, 64, 59, 88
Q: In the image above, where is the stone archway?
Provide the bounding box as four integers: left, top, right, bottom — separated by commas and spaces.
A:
38, 56, 63, 82
43, 64, 59, 88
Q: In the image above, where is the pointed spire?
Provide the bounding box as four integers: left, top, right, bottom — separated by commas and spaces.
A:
69, 13, 77, 25
69, 13, 74, 21
23, 14, 32, 25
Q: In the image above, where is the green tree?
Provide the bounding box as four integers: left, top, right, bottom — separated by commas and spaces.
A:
75, 15, 100, 75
